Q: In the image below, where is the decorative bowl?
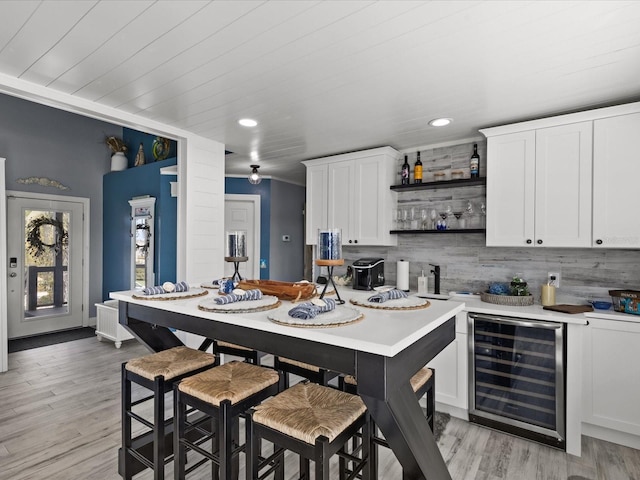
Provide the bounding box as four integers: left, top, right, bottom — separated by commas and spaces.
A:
591, 300, 612, 310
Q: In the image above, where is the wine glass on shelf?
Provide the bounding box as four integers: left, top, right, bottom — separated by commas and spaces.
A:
409, 207, 418, 230
438, 208, 448, 230
420, 209, 429, 230
480, 202, 486, 228
400, 207, 409, 230
453, 211, 464, 229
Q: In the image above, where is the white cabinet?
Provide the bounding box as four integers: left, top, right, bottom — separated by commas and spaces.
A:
427, 312, 468, 419
303, 147, 398, 246
484, 122, 592, 247
593, 112, 640, 248
582, 316, 640, 447
95, 300, 134, 348
304, 163, 328, 244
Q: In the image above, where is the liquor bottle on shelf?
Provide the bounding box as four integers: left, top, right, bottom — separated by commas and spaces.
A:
401, 155, 410, 185
414, 151, 423, 184
470, 144, 480, 178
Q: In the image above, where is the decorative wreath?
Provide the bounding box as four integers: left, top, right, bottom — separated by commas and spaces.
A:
152, 137, 170, 161
26, 215, 68, 257
135, 223, 151, 257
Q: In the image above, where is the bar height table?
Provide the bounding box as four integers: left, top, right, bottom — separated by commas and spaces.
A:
112, 289, 463, 480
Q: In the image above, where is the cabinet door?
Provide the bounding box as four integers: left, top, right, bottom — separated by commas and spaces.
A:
486, 131, 536, 246
305, 164, 328, 245
427, 312, 468, 412
352, 154, 396, 246
593, 113, 640, 248
327, 161, 354, 242
583, 318, 640, 437
535, 122, 592, 247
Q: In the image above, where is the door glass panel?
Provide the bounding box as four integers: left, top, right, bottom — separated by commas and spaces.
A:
24, 210, 70, 318
134, 217, 150, 288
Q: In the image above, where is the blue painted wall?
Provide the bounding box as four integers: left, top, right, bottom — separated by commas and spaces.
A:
102, 157, 177, 298
224, 178, 271, 279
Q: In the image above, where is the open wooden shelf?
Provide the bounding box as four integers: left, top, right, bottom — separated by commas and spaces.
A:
390, 229, 486, 235
390, 177, 486, 191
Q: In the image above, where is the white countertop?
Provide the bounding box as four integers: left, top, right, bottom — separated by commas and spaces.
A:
459, 296, 589, 325
110, 289, 465, 357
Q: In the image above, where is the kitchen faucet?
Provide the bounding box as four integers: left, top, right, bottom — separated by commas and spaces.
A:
429, 264, 441, 294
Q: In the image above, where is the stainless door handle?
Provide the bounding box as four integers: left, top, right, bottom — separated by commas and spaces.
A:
9, 272, 17, 277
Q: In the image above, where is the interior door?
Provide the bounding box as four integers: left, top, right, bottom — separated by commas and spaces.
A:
224, 195, 260, 280
6, 195, 84, 338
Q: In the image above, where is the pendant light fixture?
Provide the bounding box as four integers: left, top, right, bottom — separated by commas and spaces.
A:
248, 164, 262, 185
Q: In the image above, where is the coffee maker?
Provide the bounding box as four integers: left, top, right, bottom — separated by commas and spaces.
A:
352, 258, 385, 290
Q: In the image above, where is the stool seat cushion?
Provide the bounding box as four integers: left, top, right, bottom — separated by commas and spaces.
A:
343, 367, 432, 392
178, 361, 279, 406
253, 382, 366, 445
277, 357, 321, 372
217, 340, 252, 351
126, 346, 215, 381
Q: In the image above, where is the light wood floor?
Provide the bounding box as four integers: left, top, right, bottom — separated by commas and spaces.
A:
1, 336, 639, 480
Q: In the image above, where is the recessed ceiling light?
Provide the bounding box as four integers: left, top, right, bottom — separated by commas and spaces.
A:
238, 118, 258, 127
428, 118, 452, 127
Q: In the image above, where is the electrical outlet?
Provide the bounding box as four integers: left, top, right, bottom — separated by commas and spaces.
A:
548, 272, 560, 288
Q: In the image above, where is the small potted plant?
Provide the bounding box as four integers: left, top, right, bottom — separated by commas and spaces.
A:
509, 276, 530, 296
105, 136, 128, 171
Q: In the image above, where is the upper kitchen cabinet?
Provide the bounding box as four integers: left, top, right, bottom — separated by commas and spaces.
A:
303, 147, 398, 246
593, 113, 640, 248
482, 122, 592, 247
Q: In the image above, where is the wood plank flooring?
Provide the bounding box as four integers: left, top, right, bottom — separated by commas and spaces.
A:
1, 337, 639, 480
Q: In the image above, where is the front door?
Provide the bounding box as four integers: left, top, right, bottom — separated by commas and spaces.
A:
6, 194, 84, 338
224, 195, 260, 280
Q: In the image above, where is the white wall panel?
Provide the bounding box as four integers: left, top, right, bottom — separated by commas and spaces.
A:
180, 135, 225, 283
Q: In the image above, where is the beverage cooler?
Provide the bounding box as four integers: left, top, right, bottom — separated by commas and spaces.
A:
468, 313, 566, 449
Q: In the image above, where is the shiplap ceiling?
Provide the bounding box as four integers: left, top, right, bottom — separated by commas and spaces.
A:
1, 1, 640, 184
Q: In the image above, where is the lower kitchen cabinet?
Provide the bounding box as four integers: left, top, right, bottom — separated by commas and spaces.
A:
582, 316, 640, 448
427, 311, 468, 419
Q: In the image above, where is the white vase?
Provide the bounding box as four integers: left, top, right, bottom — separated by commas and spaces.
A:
111, 152, 128, 171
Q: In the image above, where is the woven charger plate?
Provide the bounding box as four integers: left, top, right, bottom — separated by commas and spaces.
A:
350, 295, 431, 310
132, 288, 208, 301
480, 292, 534, 306
200, 281, 220, 290
198, 295, 281, 314
268, 305, 363, 328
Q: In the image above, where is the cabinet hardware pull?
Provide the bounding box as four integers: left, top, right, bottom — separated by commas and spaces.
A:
526, 239, 532, 244
596, 239, 603, 245
537, 239, 543, 245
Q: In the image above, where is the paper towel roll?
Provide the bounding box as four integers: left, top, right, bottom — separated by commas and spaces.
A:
397, 260, 410, 291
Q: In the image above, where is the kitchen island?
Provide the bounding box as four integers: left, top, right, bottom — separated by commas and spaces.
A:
111, 288, 465, 480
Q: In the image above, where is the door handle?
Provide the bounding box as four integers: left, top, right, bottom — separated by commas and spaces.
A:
9, 272, 17, 277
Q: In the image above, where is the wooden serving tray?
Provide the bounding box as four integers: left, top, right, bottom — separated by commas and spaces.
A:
543, 304, 593, 314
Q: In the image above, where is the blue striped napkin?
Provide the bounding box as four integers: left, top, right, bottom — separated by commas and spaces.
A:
214, 289, 263, 305
367, 289, 408, 303
143, 286, 166, 295
288, 298, 336, 319
174, 281, 189, 292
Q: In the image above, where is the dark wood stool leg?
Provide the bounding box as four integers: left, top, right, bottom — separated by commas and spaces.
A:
300, 457, 310, 480
122, 364, 133, 480
174, 388, 186, 480
315, 436, 331, 480
246, 413, 259, 480
219, 400, 232, 480
153, 376, 165, 480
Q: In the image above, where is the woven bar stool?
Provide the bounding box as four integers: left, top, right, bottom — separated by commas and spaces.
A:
174, 361, 281, 479
339, 367, 435, 479
274, 356, 340, 390
246, 381, 372, 480
122, 346, 216, 480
